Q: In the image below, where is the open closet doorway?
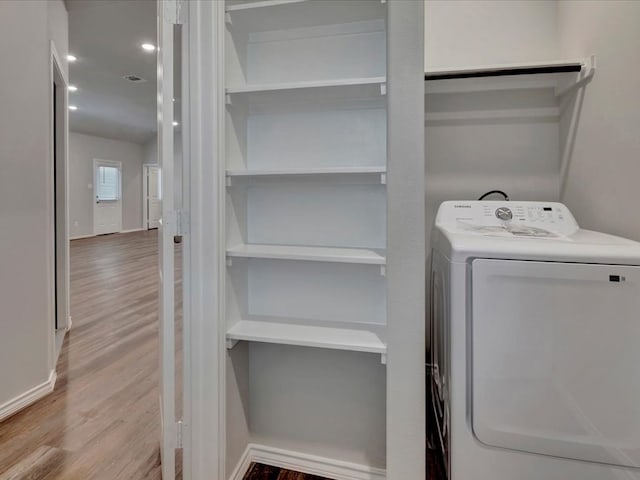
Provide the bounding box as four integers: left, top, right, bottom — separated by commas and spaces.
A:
143, 164, 162, 229
0, 1, 185, 479
51, 44, 70, 337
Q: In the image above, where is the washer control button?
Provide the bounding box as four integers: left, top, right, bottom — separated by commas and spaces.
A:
495, 207, 513, 221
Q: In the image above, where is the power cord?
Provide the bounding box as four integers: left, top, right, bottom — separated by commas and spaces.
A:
478, 190, 510, 201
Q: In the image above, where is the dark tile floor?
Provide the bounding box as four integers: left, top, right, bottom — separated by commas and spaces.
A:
244, 463, 330, 480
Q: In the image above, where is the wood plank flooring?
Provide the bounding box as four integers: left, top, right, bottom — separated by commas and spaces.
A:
0, 231, 173, 480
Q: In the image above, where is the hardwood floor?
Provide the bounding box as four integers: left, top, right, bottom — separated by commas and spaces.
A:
0, 231, 175, 480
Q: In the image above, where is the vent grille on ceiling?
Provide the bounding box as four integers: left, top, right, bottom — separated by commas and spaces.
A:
123, 74, 147, 83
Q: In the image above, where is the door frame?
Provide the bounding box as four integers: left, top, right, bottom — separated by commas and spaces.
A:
49, 41, 70, 369
93, 158, 123, 235
142, 163, 161, 230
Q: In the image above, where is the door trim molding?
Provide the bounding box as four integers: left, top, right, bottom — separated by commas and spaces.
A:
49, 40, 70, 368
0, 370, 57, 423
229, 444, 387, 480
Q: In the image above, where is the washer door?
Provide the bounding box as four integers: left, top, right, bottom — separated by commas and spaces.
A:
471, 259, 640, 468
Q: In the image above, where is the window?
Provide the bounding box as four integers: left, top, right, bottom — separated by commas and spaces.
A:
97, 165, 120, 201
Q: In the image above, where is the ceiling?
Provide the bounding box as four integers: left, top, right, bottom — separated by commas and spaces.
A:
66, 0, 158, 144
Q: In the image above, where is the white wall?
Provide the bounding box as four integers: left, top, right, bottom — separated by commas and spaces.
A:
248, 345, 387, 468
558, 0, 640, 241
69, 132, 144, 237
0, 0, 67, 413
425, 0, 558, 69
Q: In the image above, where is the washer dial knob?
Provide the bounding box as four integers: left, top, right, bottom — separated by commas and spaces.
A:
495, 207, 513, 221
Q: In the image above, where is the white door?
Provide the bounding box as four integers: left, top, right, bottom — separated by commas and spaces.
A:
147, 166, 162, 229
158, 1, 177, 479
93, 159, 122, 235
472, 259, 640, 468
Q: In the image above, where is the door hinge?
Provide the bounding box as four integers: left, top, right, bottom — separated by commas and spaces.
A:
176, 420, 184, 449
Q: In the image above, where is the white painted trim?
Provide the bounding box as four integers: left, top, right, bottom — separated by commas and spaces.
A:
69, 228, 145, 241
49, 40, 71, 365
69, 234, 96, 241
158, 2, 177, 478
229, 444, 386, 480
184, 1, 226, 478
228, 445, 252, 480
0, 370, 57, 423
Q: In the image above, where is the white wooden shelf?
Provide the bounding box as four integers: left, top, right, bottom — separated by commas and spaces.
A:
226, 76, 386, 96
425, 57, 595, 97
226, 0, 309, 12
225, 0, 386, 34
226, 320, 387, 357
226, 244, 386, 265
227, 166, 386, 177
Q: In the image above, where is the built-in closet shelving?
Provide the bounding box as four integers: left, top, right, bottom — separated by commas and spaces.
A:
224, 0, 388, 355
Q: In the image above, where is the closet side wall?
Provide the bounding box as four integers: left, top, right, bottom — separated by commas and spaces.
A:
558, 0, 640, 241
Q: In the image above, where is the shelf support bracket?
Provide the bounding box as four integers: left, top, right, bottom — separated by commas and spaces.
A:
225, 12, 232, 25
555, 55, 596, 98
226, 339, 239, 350
225, 176, 232, 187
380, 173, 386, 185
225, 94, 232, 106
226, 257, 233, 267
380, 265, 386, 277
380, 83, 387, 96
380, 353, 387, 365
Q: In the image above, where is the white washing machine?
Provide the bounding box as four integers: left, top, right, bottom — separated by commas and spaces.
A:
430, 200, 640, 480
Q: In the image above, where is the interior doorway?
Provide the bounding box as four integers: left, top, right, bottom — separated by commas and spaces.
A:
93, 159, 123, 235
51, 44, 69, 335
143, 164, 162, 229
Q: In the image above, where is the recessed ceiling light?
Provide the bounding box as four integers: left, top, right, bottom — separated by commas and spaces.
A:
69, 105, 78, 111
67, 54, 77, 62
68, 85, 78, 92
172, 121, 179, 127
141, 43, 156, 52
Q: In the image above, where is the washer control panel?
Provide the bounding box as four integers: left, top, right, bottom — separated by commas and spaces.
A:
495, 207, 513, 221
437, 201, 579, 237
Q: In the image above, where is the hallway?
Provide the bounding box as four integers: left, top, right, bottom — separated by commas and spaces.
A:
0, 231, 169, 479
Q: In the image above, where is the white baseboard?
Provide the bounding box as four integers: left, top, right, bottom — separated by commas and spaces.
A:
70, 228, 145, 240
69, 233, 94, 241
228, 445, 253, 480
229, 444, 386, 480
0, 369, 57, 422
